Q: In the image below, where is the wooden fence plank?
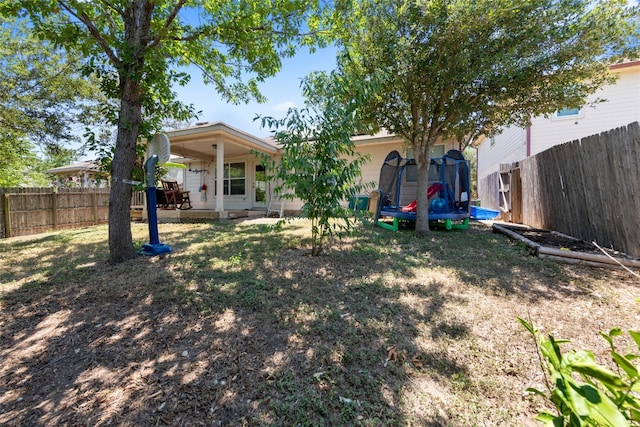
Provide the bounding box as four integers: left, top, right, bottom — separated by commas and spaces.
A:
479, 171, 501, 210
52, 190, 58, 230
0, 188, 112, 239
511, 167, 522, 224
515, 122, 640, 258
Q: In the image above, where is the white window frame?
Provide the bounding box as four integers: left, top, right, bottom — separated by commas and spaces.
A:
214, 162, 246, 196
553, 107, 584, 121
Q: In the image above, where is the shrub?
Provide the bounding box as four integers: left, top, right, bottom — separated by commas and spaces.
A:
519, 318, 640, 426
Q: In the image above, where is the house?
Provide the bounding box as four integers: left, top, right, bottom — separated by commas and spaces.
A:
475, 60, 640, 202
43, 160, 109, 188
160, 121, 458, 219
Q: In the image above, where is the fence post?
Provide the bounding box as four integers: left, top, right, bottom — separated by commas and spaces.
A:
52, 190, 58, 230
3, 194, 11, 238
92, 192, 97, 225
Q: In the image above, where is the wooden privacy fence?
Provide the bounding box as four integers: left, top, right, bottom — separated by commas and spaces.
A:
0, 188, 110, 238
483, 122, 640, 259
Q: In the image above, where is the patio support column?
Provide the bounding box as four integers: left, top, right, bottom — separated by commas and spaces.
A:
216, 140, 226, 218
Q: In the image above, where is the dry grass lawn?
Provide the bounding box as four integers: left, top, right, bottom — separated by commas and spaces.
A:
0, 219, 637, 426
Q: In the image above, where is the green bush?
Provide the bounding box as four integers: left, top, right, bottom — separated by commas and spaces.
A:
257, 71, 373, 256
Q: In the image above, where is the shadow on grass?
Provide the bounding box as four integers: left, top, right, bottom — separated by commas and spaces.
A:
0, 218, 597, 425
393, 221, 592, 300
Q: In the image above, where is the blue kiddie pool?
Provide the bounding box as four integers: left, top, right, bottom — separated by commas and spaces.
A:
470, 206, 500, 220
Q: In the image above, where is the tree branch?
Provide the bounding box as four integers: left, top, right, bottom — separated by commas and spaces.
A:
148, 0, 188, 48
98, 0, 124, 16
169, 23, 329, 43
57, 0, 122, 68
97, 0, 124, 35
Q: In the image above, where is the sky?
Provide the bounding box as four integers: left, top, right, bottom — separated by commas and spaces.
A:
73, 45, 338, 160
172, 45, 339, 138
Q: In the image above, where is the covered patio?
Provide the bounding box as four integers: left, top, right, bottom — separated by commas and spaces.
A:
154, 122, 281, 220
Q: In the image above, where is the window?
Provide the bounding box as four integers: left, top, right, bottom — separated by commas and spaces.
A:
556, 107, 580, 117
431, 145, 445, 158
215, 162, 245, 195
406, 147, 414, 158
555, 107, 582, 119
405, 164, 417, 182
405, 145, 445, 159
405, 145, 445, 182
490, 136, 496, 147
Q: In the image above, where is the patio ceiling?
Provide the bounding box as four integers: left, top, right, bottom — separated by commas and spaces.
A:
166, 122, 279, 161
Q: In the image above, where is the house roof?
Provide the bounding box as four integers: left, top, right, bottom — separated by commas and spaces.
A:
262, 128, 405, 148
352, 129, 402, 145
164, 122, 408, 160
43, 160, 101, 175
166, 121, 279, 160
609, 60, 640, 71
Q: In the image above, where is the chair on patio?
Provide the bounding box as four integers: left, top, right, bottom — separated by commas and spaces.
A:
266, 185, 284, 218
161, 180, 192, 210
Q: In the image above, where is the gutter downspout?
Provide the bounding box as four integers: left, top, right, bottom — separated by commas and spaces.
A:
526, 120, 532, 157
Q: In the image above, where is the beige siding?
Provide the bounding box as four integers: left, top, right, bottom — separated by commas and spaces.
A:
183, 160, 213, 210
355, 139, 456, 190
477, 125, 527, 180
177, 135, 461, 213
530, 66, 640, 155
357, 141, 404, 189
281, 137, 457, 211
181, 155, 259, 210
477, 63, 640, 194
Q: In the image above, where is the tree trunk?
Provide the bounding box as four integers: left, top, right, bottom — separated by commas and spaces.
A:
108, 75, 143, 264
108, 0, 153, 264
414, 151, 432, 236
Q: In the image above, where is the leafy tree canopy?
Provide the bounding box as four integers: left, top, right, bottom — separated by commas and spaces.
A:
335, 0, 640, 234
0, 140, 80, 187
0, 16, 103, 186
1, 0, 338, 263
3, 0, 334, 139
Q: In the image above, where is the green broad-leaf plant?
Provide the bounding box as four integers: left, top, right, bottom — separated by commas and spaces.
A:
519, 317, 640, 426
257, 72, 373, 256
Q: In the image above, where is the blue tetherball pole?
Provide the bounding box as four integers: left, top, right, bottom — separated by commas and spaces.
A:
140, 155, 172, 256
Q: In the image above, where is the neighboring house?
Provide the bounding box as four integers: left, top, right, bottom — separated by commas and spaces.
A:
164, 122, 457, 216
44, 160, 109, 188
475, 60, 640, 193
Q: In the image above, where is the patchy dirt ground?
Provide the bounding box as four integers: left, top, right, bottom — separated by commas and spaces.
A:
0, 221, 638, 426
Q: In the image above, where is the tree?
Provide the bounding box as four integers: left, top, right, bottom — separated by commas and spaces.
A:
336, 0, 640, 235
3, 1, 336, 263
0, 140, 80, 187
258, 72, 372, 256
0, 16, 100, 186
0, 140, 39, 187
